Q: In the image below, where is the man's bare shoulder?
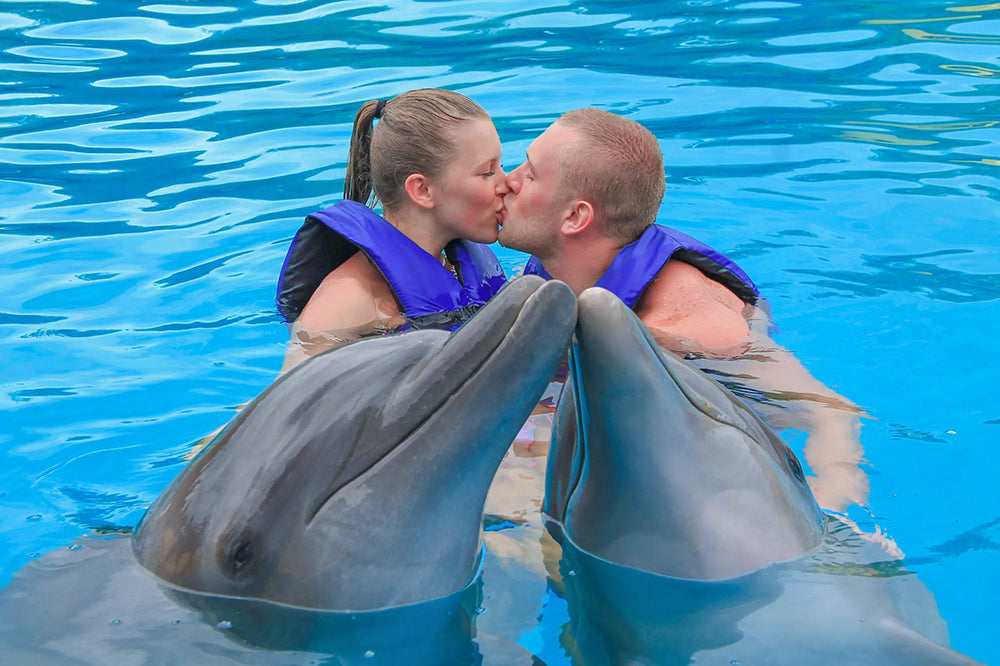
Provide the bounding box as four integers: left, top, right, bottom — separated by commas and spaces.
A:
635, 259, 749, 352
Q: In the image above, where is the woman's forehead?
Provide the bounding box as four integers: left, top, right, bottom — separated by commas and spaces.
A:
452, 118, 502, 164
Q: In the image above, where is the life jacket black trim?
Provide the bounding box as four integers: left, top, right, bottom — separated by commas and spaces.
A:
276, 200, 507, 330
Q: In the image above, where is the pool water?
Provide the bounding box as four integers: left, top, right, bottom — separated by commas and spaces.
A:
1, 0, 998, 662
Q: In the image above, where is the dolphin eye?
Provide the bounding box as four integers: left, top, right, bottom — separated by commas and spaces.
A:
220, 533, 256, 580
232, 542, 252, 571
785, 449, 805, 482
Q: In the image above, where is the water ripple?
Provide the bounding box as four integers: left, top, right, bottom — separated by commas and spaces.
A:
25, 17, 214, 45
1, 1, 998, 661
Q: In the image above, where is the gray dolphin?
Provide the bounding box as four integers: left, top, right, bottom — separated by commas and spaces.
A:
544, 287, 981, 666
0, 275, 575, 663
134, 275, 575, 611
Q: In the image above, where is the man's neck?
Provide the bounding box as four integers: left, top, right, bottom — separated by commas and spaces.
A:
540, 235, 623, 295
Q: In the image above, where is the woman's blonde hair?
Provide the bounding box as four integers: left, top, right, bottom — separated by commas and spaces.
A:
344, 88, 489, 210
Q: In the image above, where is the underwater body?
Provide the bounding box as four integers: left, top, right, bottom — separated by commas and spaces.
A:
2, 0, 998, 663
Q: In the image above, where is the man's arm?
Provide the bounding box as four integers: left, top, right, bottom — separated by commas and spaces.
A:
702, 330, 870, 514
635, 259, 868, 514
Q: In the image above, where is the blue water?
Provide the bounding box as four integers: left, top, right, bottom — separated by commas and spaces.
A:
2, 0, 998, 662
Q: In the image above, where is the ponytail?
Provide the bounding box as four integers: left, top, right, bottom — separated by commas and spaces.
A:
343, 99, 380, 206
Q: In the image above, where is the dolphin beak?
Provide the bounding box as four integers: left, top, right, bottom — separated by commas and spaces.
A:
384, 276, 576, 424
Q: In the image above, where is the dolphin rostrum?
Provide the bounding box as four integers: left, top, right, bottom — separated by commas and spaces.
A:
543, 286, 981, 665
0, 275, 575, 663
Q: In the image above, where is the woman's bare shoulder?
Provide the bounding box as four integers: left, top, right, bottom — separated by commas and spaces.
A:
297, 253, 402, 332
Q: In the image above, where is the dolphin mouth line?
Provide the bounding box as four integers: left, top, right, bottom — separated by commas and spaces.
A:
304, 348, 499, 526
635, 320, 764, 444
304, 297, 539, 526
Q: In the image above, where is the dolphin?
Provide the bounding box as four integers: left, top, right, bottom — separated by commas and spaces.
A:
0, 275, 576, 663
543, 286, 981, 666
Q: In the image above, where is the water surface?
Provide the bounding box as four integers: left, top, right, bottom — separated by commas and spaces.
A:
2, 0, 998, 662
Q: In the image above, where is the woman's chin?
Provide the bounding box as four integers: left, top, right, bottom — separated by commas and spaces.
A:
474, 225, 500, 244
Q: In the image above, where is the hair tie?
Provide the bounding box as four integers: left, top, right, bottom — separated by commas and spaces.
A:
374, 99, 387, 119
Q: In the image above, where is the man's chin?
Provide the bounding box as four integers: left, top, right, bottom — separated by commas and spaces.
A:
496, 224, 516, 249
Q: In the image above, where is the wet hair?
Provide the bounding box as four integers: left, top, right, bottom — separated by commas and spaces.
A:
344, 89, 490, 210
555, 108, 665, 244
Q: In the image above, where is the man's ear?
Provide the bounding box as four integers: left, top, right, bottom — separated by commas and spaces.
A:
561, 199, 595, 236
403, 173, 435, 210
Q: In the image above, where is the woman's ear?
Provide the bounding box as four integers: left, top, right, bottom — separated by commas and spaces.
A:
561, 199, 595, 235
403, 173, 435, 210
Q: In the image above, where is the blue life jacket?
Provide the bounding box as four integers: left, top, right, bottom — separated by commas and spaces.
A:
524, 223, 759, 307
276, 200, 507, 330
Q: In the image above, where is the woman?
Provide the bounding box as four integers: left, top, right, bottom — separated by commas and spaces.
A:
276, 89, 509, 368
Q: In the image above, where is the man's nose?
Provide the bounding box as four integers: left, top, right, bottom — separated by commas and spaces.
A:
506, 166, 522, 193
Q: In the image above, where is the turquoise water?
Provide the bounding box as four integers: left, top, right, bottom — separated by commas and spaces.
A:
2, 0, 998, 662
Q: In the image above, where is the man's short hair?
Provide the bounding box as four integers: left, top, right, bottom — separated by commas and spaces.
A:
556, 109, 665, 244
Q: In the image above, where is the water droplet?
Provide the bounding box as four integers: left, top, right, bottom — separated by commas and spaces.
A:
68, 544, 82, 551
26, 514, 41, 521
110, 619, 122, 626
217, 620, 232, 630
364, 650, 375, 658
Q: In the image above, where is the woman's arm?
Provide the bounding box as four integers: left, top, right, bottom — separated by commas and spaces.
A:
282, 253, 404, 372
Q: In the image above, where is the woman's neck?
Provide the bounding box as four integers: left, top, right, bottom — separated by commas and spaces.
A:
383, 207, 449, 259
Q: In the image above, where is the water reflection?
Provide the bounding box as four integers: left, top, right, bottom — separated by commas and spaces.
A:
787, 250, 1000, 303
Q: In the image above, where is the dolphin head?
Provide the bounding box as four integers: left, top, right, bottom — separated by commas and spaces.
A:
133, 276, 576, 610
546, 287, 825, 581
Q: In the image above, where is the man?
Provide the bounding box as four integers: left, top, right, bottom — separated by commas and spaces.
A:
498, 108, 761, 354
498, 109, 876, 521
